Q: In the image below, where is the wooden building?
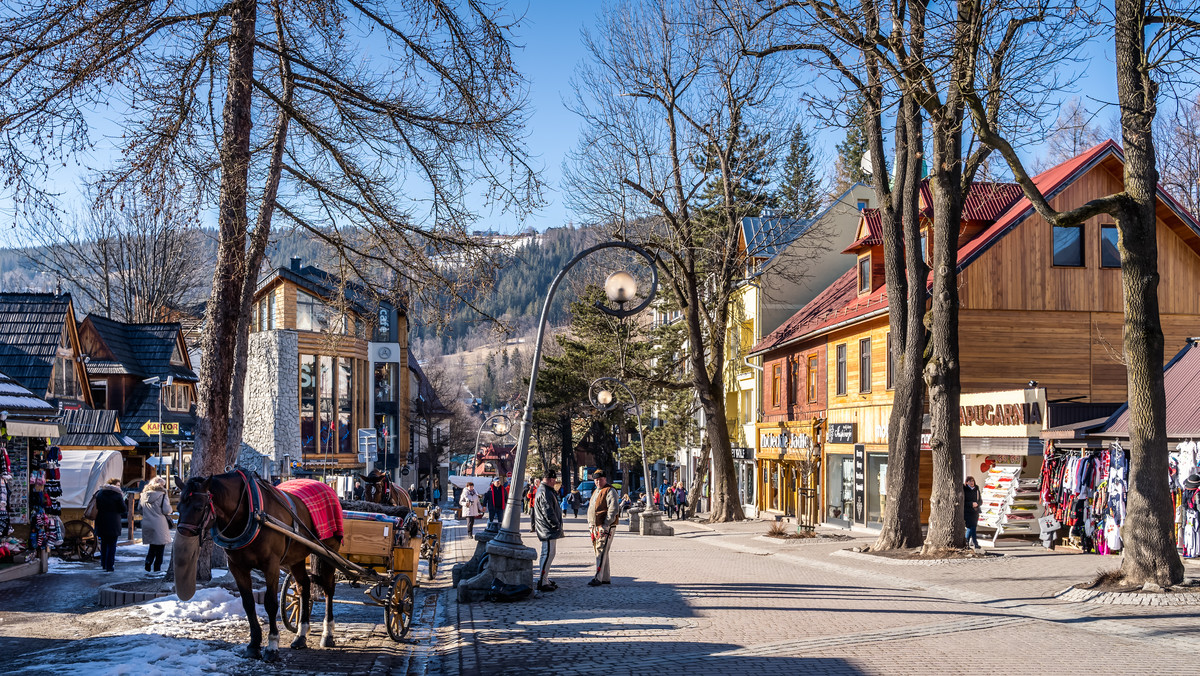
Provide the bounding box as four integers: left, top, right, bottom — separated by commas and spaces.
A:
244, 257, 409, 479
0, 293, 92, 411
749, 140, 1200, 530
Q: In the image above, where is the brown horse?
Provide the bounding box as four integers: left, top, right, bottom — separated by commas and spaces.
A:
358, 470, 411, 509
173, 471, 340, 661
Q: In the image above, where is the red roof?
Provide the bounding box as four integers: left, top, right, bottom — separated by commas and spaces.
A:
844, 181, 1023, 254
1102, 340, 1200, 438
842, 210, 882, 253
758, 140, 1124, 353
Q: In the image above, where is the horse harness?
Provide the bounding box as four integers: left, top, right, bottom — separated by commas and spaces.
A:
177, 469, 310, 553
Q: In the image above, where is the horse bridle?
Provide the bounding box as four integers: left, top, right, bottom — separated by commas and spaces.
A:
176, 475, 251, 544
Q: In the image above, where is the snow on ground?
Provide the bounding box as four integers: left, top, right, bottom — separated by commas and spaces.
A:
16, 633, 248, 676
133, 587, 255, 623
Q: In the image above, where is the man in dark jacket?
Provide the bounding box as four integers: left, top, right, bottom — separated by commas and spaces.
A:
481, 477, 508, 523
91, 479, 126, 572
533, 469, 564, 592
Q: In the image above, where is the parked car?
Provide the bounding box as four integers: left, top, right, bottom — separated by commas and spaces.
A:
575, 480, 623, 509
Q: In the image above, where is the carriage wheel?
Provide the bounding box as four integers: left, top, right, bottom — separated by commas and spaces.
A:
425, 535, 439, 580
385, 573, 414, 642
280, 572, 302, 634
58, 520, 96, 562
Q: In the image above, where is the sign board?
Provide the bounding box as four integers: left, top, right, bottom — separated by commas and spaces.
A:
400, 465, 411, 477
853, 444, 866, 523
357, 428, 377, 464
141, 421, 179, 436
826, 423, 857, 444
959, 388, 1047, 438
730, 446, 755, 461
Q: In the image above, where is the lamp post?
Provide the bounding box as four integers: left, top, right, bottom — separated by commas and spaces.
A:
589, 377, 656, 514
491, 241, 657, 553
143, 375, 174, 477
473, 413, 514, 476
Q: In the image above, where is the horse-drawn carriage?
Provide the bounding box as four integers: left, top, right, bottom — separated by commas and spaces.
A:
172, 469, 444, 660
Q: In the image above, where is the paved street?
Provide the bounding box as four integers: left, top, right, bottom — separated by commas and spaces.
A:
2, 516, 1199, 675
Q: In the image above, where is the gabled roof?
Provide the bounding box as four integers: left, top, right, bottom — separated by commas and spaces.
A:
118, 384, 196, 446
844, 181, 1023, 254
741, 215, 814, 260
54, 408, 137, 449
0, 368, 56, 416
755, 140, 1194, 352
843, 210, 883, 253
748, 267, 861, 356
83, 315, 197, 382
1099, 339, 1200, 438
0, 293, 73, 397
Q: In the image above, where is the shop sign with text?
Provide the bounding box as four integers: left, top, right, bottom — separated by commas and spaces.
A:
826, 423, 857, 444
959, 388, 1047, 438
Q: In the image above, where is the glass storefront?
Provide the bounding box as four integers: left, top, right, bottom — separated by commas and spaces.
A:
374, 362, 400, 469
298, 352, 366, 468
867, 453, 888, 526
826, 453, 854, 526
735, 461, 755, 506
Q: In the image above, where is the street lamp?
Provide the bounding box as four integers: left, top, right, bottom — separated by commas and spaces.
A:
143, 375, 174, 477
473, 412, 515, 477
589, 377, 658, 516
492, 241, 658, 552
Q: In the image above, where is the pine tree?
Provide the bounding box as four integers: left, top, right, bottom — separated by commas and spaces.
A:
833, 96, 871, 194
779, 122, 824, 219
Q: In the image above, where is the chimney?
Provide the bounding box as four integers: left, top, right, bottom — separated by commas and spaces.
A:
290, 256, 302, 272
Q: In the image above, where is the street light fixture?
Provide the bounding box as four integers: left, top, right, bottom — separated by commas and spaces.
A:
589, 377, 659, 517
143, 375, 174, 478
491, 241, 658, 553
473, 412, 515, 479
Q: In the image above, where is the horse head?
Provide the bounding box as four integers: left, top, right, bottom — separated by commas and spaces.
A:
172, 475, 213, 601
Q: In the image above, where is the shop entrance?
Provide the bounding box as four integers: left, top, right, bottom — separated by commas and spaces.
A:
825, 453, 854, 527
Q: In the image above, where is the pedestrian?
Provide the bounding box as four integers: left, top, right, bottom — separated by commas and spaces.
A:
353, 480, 364, 501
568, 488, 583, 517
964, 476, 982, 548
432, 481, 441, 506
460, 481, 483, 536
658, 479, 669, 513
139, 477, 173, 573
665, 484, 676, 519
533, 470, 564, 592
586, 470, 619, 587
482, 476, 508, 522
674, 482, 688, 520
87, 478, 126, 572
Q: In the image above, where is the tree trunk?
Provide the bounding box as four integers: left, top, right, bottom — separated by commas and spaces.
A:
701, 381, 743, 522
192, 0, 257, 580
1113, 0, 1183, 586
873, 92, 928, 551
560, 413, 574, 490
923, 113, 966, 553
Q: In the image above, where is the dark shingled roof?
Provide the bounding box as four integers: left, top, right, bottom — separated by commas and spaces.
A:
54, 408, 137, 448
119, 385, 196, 447
0, 368, 56, 415
257, 260, 405, 318
83, 315, 198, 382
0, 293, 73, 398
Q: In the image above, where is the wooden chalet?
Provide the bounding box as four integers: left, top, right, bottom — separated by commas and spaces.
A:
0, 293, 92, 412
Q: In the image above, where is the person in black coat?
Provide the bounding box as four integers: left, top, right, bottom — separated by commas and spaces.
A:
91, 478, 127, 572
963, 476, 981, 548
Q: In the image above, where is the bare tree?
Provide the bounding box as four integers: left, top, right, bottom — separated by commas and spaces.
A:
1042, 97, 1110, 168
1157, 95, 1200, 218
965, 0, 1200, 585
24, 192, 209, 322
566, 0, 823, 522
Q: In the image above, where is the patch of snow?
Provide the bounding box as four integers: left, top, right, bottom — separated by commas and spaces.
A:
118, 542, 149, 555
16, 633, 245, 676
132, 587, 258, 622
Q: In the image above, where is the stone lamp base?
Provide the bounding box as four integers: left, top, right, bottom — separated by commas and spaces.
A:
457, 536, 537, 603
639, 510, 675, 536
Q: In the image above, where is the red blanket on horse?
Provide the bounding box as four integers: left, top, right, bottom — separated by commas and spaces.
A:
278, 479, 344, 541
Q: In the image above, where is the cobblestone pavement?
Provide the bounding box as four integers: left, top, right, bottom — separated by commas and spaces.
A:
4, 513, 1200, 675
451, 513, 1200, 675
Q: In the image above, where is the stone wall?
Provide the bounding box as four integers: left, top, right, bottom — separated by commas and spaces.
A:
242, 330, 300, 472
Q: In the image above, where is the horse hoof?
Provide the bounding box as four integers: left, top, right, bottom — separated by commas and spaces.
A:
290, 637, 307, 650
321, 635, 335, 649
241, 645, 262, 660
263, 648, 280, 663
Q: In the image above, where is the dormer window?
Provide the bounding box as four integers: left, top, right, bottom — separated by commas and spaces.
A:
858, 255, 871, 293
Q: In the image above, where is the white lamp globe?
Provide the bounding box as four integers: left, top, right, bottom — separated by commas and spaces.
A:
604, 271, 637, 304
597, 389, 614, 406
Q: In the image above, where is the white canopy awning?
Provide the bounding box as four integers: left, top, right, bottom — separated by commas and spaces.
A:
59, 450, 124, 509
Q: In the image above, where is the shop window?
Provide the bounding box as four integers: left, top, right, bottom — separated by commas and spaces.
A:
857, 255, 871, 293
1101, 224, 1121, 268
836, 344, 847, 395
886, 332, 894, 390
859, 338, 872, 392
807, 355, 819, 403
1053, 224, 1084, 267
771, 364, 781, 407
790, 360, 800, 405
300, 354, 317, 455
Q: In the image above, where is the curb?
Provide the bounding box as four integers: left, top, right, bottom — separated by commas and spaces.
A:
97, 582, 266, 608
1056, 584, 1200, 606
831, 548, 1007, 566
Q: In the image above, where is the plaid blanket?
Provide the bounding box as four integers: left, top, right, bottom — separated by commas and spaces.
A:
278, 479, 344, 541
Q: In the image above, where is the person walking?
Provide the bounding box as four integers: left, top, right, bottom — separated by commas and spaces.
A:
533, 470, 564, 592
139, 477, 173, 573
567, 488, 583, 517
674, 482, 688, 521
481, 477, 508, 523
586, 470, 619, 587
658, 479, 669, 513
964, 476, 982, 548
460, 481, 483, 536
88, 478, 126, 572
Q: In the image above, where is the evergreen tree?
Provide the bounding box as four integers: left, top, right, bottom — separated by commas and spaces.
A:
695, 124, 778, 217
833, 96, 871, 194
779, 122, 824, 219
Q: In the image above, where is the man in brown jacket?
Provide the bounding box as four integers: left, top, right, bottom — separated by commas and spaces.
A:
586, 470, 619, 586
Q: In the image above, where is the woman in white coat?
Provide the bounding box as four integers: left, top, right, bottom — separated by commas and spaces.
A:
460, 481, 483, 536
140, 477, 173, 572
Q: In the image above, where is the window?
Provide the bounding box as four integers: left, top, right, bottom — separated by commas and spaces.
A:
740, 390, 753, 424
886, 332, 894, 390
857, 200, 868, 211
268, 292, 276, 330
859, 338, 872, 393
790, 360, 801, 404
297, 291, 318, 331
1101, 224, 1121, 268
807, 355, 819, 403
836, 344, 847, 395
1053, 224, 1085, 266
921, 233, 930, 263
164, 383, 192, 411
771, 364, 781, 407
858, 255, 871, 293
